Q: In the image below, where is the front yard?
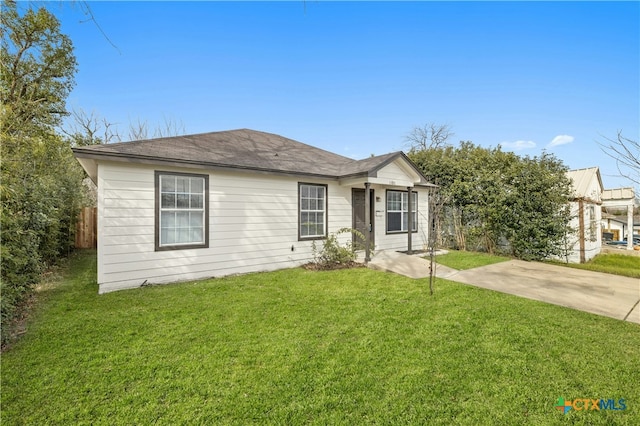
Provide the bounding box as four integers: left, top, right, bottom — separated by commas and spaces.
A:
551, 253, 640, 279
437, 249, 640, 279
433, 250, 511, 270
2, 250, 638, 424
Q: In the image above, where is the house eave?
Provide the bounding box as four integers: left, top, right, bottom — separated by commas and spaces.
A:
338, 175, 427, 188
339, 152, 432, 186
72, 150, 344, 181
72, 147, 436, 188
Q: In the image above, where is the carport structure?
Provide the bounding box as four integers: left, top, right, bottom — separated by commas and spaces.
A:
602, 187, 636, 251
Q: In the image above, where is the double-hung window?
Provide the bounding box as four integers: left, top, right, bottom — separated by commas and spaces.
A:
155, 172, 209, 250
299, 183, 327, 239
386, 190, 417, 233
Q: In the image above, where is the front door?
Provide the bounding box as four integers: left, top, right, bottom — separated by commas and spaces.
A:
352, 188, 374, 251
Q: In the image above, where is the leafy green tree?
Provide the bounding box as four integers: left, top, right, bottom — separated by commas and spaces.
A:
1, 0, 84, 345
1, 0, 77, 135
409, 140, 573, 260
501, 153, 573, 260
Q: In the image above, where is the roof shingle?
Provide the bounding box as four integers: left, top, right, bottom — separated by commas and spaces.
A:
73, 128, 429, 183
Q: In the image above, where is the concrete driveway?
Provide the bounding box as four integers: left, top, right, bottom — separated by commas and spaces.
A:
368, 251, 640, 324
441, 260, 640, 324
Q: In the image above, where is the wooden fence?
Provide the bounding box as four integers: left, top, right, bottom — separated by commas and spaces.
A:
75, 207, 97, 249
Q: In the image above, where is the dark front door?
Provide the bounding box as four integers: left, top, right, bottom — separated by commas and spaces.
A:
352, 188, 374, 251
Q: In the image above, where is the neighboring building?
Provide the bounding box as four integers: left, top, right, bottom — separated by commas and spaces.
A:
601, 213, 626, 241
602, 187, 638, 250
73, 129, 434, 293
566, 167, 603, 263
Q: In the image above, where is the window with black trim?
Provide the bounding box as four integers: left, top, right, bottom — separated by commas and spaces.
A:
155, 172, 209, 250
386, 190, 417, 233
299, 183, 327, 239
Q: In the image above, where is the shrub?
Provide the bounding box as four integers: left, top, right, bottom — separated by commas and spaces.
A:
310, 228, 369, 268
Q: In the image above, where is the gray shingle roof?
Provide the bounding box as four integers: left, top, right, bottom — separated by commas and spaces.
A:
73, 128, 430, 183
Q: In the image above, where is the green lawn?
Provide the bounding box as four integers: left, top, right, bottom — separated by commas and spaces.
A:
550, 253, 640, 279
2, 251, 639, 425
434, 249, 511, 270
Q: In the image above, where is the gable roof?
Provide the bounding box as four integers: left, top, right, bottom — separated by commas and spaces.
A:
566, 167, 604, 201
73, 129, 432, 185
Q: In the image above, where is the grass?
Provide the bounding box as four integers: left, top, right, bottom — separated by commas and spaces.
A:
434, 249, 511, 270
2, 250, 639, 425
550, 253, 640, 279
438, 249, 640, 279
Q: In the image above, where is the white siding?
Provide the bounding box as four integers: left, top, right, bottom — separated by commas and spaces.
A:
97, 163, 354, 293
370, 185, 430, 252
377, 162, 412, 182
566, 200, 602, 263
373, 161, 428, 249
96, 160, 430, 293
564, 170, 603, 263
601, 219, 625, 240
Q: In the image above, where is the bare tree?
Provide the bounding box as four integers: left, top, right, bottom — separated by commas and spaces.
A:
127, 118, 150, 141
155, 116, 186, 139
71, 1, 121, 54
406, 123, 454, 151
426, 182, 452, 295
426, 188, 440, 295
599, 131, 640, 186
63, 108, 120, 145
64, 109, 187, 144
127, 116, 186, 141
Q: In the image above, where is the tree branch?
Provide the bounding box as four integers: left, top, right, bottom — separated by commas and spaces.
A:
598, 131, 640, 185
78, 1, 121, 55
405, 123, 454, 151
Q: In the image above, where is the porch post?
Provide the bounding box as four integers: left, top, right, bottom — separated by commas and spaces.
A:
364, 182, 371, 262
627, 203, 634, 251
407, 186, 413, 255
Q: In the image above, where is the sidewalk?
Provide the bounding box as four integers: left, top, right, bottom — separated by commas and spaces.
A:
367, 250, 456, 279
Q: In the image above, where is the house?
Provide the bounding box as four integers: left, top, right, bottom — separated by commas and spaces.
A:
601, 187, 638, 250
601, 214, 626, 241
73, 129, 434, 293
566, 167, 603, 263
604, 216, 640, 241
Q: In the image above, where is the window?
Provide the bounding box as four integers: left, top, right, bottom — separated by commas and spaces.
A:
299, 183, 327, 239
386, 190, 417, 233
155, 172, 208, 250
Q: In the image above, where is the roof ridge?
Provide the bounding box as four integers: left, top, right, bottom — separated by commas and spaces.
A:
568, 166, 599, 172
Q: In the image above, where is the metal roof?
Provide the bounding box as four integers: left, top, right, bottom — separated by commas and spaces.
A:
566, 167, 603, 200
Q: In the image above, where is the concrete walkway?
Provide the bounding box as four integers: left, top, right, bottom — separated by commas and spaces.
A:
368, 250, 457, 279
367, 251, 640, 324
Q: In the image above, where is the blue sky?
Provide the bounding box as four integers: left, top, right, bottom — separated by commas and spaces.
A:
53, 1, 639, 189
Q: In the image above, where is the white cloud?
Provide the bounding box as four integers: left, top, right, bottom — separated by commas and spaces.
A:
548, 134, 574, 147
501, 140, 536, 151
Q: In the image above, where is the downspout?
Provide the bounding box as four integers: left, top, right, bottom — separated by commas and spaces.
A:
578, 199, 585, 263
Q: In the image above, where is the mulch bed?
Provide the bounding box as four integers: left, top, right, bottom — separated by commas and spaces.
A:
302, 261, 366, 271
